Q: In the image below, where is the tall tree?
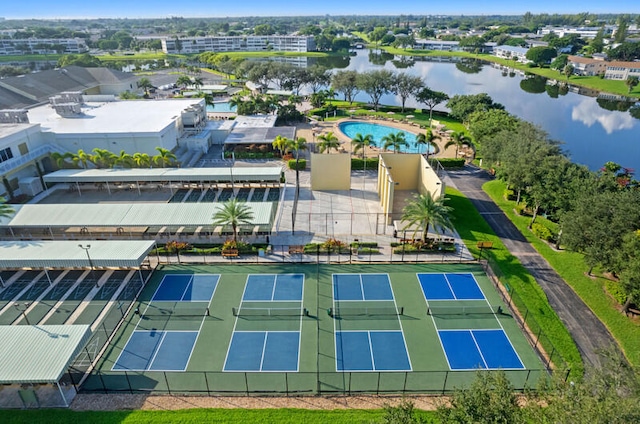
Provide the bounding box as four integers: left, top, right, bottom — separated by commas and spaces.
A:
416, 88, 449, 127
137, 77, 154, 97
401, 192, 453, 242
212, 199, 254, 243
132, 152, 151, 168
357, 69, 394, 111
153, 147, 177, 168
626, 76, 639, 94
444, 131, 471, 159
392, 73, 424, 112
72, 149, 93, 169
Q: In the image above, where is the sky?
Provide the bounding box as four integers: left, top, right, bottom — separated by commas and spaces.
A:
1, 0, 637, 20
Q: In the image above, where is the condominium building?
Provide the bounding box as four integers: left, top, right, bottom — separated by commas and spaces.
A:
604, 61, 640, 80
537, 26, 615, 39
0, 38, 88, 56
494, 45, 530, 63
161, 35, 315, 54
567, 55, 608, 76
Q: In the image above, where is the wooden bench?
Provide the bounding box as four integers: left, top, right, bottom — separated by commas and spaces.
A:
288, 245, 305, 254
221, 249, 239, 258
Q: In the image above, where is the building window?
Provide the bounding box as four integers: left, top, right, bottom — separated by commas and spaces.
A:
0, 147, 13, 163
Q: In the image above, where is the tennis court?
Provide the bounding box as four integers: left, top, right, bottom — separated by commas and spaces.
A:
87, 264, 548, 395
224, 273, 304, 372
111, 273, 219, 372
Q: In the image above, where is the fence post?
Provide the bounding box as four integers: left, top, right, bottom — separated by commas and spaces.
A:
534, 328, 543, 350
98, 371, 107, 394
67, 370, 78, 392
204, 372, 211, 396
521, 309, 529, 329
124, 371, 133, 394
442, 370, 449, 394
245, 372, 249, 396
348, 372, 352, 395
403, 372, 408, 394
546, 347, 555, 369
525, 369, 532, 387
164, 372, 171, 395
376, 372, 381, 395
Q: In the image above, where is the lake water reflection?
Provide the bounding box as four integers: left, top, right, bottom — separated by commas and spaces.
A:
331, 50, 640, 172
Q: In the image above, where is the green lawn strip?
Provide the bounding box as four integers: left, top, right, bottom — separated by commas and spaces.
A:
483, 180, 640, 366
1, 408, 438, 424
445, 187, 583, 377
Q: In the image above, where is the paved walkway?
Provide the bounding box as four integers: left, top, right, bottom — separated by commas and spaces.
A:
446, 165, 619, 368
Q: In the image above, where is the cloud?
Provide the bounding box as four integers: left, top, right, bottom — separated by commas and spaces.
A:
571, 98, 635, 134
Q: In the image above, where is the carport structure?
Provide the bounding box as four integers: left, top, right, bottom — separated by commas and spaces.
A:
43, 167, 283, 196
0, 324, 92, 407
0, 203, 276, 240
0, 240, 155, 286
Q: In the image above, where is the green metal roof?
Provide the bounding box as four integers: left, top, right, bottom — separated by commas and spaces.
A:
43, 167, 283, 183
0, 241, 155, 268
0, 325, 91, 384
2, 203, 274, 228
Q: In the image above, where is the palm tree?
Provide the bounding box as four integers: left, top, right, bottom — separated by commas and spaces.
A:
137, 77, 154, 96
415, 129, 440, 158
153, 147, 177, 168
444, 132, 471, 159
192, 76, 204, 90
212, 199, 255, 243
72, 149, 93, 169
401, 192, 454, 242
382, 132, 409, 153
114, 150, 133, 168
626, 76, 639, 93
50, 152, 74, 169
0, 197, 15, 221
91, 148, 116, 169
317, 131, 341, 153
176, 75, 192, 90
351, 133, 375, 159
132, 152, 151, 168
272, 135, 293, 158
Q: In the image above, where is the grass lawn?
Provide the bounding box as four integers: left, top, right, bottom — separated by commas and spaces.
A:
446, 187, 583, 377
483, 180, 640, 367
2, 408, 438, 424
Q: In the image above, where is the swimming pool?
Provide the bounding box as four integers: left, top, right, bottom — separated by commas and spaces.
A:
338, 121, 432, 154
206, 102, 237, 113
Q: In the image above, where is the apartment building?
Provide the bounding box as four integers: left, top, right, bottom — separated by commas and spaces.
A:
494, 45, 530, 63
604, 61, 640, 80
0, 38, 88, 55
567, 55, 608, 76
162, 35, 315, 54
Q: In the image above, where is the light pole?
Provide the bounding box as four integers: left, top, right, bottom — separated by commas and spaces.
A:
78, 244, 98, 287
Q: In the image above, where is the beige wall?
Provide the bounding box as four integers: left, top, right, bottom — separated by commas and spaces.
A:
310, 153, 351, 190
377, 154, 444, 225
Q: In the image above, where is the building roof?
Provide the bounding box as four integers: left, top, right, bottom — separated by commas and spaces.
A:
0, 325, 91, 384
43, 167, 282, 183
27, 98, 204, 135
495, 45, 529, 54
0, 240, 155, 268
1, 202, 275, 228
607, 61, 640, 69
568, 55, 600, 64
225, 126, 296, 145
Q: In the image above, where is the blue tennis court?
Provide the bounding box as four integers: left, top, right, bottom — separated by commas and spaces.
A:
243, 274, 304, 301
112, 330, 198, 371
418, 273, 485, 300
152, 274, 219, 302
335, 331, 411, 371
333, 274, 394, 301
438, 329, 524, 370
224, 331, 300, 371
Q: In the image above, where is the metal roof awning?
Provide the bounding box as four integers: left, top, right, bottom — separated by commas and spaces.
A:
0, 325, 91, 384
43, 167, 283, 184
0, 240, 155, 268
0, 202, 275, 229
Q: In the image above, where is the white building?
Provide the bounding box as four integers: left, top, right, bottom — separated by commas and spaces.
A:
414, 39, 461, 51
567, 55, 608, 76
537, 26, 615, 39
604, 61, 640, 81
494, 45, 531, 63
161, 35, 315, 54
0, 98, 208, 199
0, 38, 88, 56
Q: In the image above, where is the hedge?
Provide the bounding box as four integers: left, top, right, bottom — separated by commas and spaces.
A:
436, 158, 466, 168
288, 159, 306, 170
351, 157, 379, 170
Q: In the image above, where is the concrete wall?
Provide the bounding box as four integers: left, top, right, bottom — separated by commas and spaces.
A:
378, 153, 421, 190
310, 153, 350, 190
418, 156, 445, 199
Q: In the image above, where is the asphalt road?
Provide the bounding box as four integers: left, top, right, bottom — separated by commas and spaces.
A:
448, 166, 619, 368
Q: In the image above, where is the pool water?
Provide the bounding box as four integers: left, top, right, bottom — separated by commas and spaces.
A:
338, 121, 432, 154
206, 102, 237, 113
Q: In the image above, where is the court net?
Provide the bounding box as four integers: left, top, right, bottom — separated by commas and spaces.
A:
427, 305, 502, 315
138, 304, 209, 318
328, 306, 404, 318
232, 306, 308, 317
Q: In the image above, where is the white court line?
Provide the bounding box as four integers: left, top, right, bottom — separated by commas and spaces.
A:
418, 272, 453, 370
387, 273, 413, 371
367, 331, 376, 371
258, 331, 269, 371
442, 274, 458, 300
178, 274, 195, 301
469, 331, 489, 369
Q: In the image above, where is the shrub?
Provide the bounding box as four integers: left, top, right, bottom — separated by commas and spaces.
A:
350, 241, 378, 248
288, 159, 306, 170
504, 188, 516, 201
356, 247, 380, 254
437, 158, 466, 168
531, 222, 556, 243
351, 157, 379, 170
604, 280, 627, 305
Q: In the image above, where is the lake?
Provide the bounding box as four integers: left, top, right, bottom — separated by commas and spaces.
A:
324, 50, 640, 173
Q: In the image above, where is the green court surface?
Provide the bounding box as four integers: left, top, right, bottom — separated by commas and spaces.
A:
85, 263, 548, 395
